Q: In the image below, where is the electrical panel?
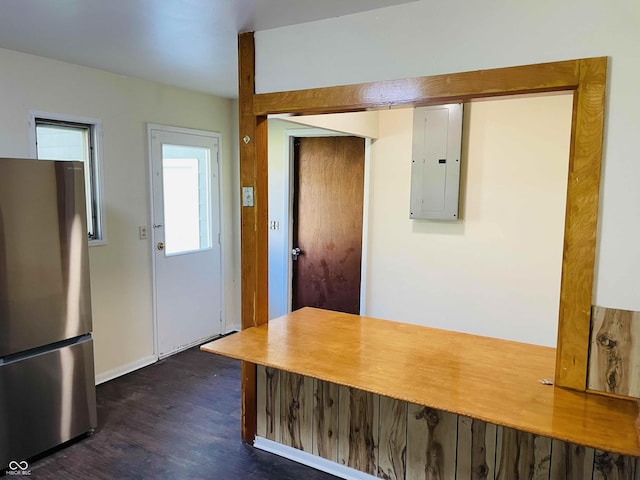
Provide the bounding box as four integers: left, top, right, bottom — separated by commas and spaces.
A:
410, 103, 463, 220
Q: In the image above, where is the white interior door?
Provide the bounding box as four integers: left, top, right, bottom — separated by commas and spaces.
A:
149, 125, 222, 358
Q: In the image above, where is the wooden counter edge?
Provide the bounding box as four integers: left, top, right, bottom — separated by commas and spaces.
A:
201, 339, 639, 458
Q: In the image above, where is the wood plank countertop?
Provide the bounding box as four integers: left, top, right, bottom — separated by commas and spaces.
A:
200, 307, 640, 456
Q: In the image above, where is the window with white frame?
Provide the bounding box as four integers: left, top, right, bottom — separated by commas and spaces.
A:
30, 112, 105, 243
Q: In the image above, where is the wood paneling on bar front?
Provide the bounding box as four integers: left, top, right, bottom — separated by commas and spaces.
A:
280, 371, 313, 451
256, 366, 280, 441
593, 450, 638, 480
588, 306, 640, 398
253, 365, 638, 480
313, 379, 339, 462
550, 440, 595, 480
201, 308, 640, 456
495, 427, 552, 480
456, 417, 497, 480
407, 404, 458, 479
378, 397, 407, 480
338, 386, 379, 474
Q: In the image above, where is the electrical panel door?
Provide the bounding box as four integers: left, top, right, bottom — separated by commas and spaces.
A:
410, 103, 463, 220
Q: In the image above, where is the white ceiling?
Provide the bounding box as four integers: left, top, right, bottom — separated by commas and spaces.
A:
0, 0, 415, 98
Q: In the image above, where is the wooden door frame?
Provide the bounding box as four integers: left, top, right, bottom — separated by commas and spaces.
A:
283, 128, 371, 316
239, 31, 606, 442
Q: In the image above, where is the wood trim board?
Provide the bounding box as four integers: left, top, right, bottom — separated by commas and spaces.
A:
555, 58, 607, 389
254, 366, 637, 479
238, 31, 268, 443
252, 60, 580, 115
589, 306, 640, 398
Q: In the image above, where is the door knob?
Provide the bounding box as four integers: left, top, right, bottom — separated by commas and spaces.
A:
157, 242, 165, 251
291, 247, 302, 260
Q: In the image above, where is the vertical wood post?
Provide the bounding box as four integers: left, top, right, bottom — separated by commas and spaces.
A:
555, 57, 607, 390
238, 31, 268, 443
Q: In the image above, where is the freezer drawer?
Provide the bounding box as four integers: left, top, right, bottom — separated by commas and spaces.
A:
0, 337, 97, 468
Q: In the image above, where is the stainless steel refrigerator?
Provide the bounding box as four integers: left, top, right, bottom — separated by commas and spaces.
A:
0, 158, 97, 468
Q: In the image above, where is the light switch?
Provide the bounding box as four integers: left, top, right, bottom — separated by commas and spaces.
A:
242, 186, 254, 207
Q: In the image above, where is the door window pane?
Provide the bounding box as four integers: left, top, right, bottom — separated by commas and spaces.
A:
162, 144, 211, 255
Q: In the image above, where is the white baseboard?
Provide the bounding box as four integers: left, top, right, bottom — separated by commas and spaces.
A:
253, 437, 379, 480
225, 324, 240, 334
95, 354, 157, 385
95, 330, 238, 385
158, 333, 225, 360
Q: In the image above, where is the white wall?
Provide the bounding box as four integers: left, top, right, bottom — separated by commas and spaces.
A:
230, 99, 241, 332
255, 0, 640, 341
280, 111, 379, 139
267, 119, 293, 319
0, 48, 239, 380
367, 95, 571, 345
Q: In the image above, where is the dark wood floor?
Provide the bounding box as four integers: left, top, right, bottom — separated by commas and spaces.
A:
27, 347, 338, 480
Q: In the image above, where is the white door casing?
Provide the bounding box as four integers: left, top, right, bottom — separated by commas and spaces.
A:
148, 124, 223, 358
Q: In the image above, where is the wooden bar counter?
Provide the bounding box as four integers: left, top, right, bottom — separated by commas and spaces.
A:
201, 307, 640, 458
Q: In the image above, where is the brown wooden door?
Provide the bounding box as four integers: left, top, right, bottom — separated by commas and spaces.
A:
292, 136, 365, 314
